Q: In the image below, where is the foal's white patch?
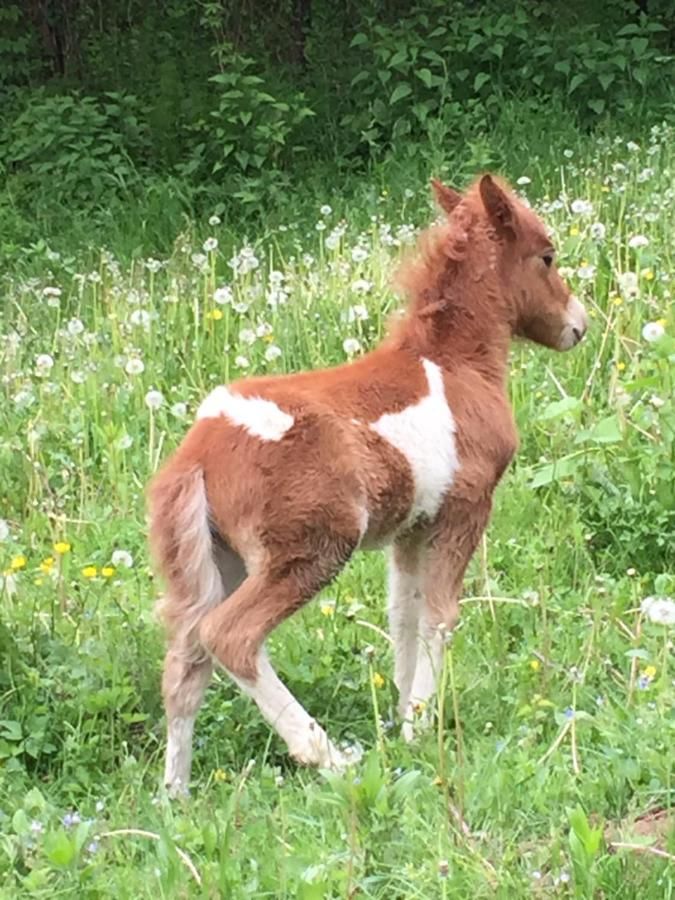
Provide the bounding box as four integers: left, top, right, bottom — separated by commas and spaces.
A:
370, 358, 459, 524
197, 386, 294, 441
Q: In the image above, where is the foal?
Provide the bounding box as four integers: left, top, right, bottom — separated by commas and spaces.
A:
150, 174, 587, 794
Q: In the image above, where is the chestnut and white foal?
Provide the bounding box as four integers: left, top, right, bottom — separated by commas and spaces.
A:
149, 174, 587, 795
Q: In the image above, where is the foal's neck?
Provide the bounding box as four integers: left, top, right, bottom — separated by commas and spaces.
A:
397, 263, 513, 386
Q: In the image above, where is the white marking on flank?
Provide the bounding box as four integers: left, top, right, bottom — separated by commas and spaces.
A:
370, 358, 459, 524
197, 387, 294, 441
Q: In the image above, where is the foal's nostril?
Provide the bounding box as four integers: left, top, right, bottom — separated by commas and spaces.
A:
572, 327, 583, 343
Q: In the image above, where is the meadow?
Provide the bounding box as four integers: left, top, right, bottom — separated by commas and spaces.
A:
0, 122, 674, 898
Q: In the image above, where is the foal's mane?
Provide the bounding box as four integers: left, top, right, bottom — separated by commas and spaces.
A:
394, 178, 503, 321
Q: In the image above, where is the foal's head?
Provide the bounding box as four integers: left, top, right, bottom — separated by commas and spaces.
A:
435, 175, 588, 351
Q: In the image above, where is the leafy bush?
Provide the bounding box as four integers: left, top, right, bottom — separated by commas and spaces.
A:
2, 91, 150, 202
179, 43, 314, 205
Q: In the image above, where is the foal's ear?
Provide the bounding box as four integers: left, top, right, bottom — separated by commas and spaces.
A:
431, 179, 462, 216
479, 174, 516, 240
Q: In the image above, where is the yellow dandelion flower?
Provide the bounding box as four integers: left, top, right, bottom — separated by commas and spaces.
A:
569, 226, 580, 237
81, 565, 98, 579
601, 185, 610, 192
263, 334, 275, 344
34, 577, 44, 586
642, 269, 654, 281
643, 665, 657, 680
10, 555, 27, 570
529, 659, 541, 672
213, 768, 227, 782
371, 671, 385, 689
206, 309, 224, 321
413, 700, 427, 715
611, 296, 622, 306
39, 557, 54, 573
616, 361, 625, 371
54, 541, 71, 555
101, 566, 115, 578
320, 603, 335, 617
656, 318, 667, 327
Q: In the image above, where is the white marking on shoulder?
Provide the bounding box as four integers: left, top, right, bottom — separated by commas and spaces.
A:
196, 386, 294, 441
370, 358, 459, 523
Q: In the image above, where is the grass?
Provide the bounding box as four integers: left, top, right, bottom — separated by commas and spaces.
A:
0, 119, 674, 898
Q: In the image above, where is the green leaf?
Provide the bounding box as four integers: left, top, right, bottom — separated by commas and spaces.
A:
569, 73, 587, 93
631, 37, 649, 57
474, 72, 491, 91
390, 83, 412, 104
538, 396, 581, 421
588, 98, 606, 115
598, 73, 615, 91
44, 830, 76, 868
554, 61, 571, 75
529, 454, 584, 488
350, 32, 368, 47
389, 48, 408, 68
576, 414, 622, 445
416, 67, 433, 88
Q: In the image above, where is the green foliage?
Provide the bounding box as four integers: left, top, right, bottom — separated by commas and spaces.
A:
2, 91, 150, 202
181, 43, 314, 206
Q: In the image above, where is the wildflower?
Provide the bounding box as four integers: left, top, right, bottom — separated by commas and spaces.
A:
213, 286, 233, 305
208, 214, 221, 227
529, 659, 541, 672
641, 596, 675, 626
67, 318, 85, 336
569, 226, 580, 237
214, 768, 227, 782
30, 820, 44, 835
170, 401, 187, 418
577, 263, 596, 280
54, 541, 71, 555
40, 557, 54, 574
563, 148, 574, 158
62, 811, 81, 828
235, 355, 250, 369
145, 257, 161, 273
206, 309, 224, 321
571, 199, 593, 216
343, 337, 361, 356
0, 520, 9, 542
643, 664, 657, 680
517, 176, 531, 185
111, 550, 133, 568
590, 222, 606, 240
101, 566, 115, 578
351, 246, 369, 264
35, 353, 54, 375
351, 278, 372, 294
626, 141, 640, 152
81, 566, 98, 579
129, 310, 151, 328
628, 234, 649, 249
239, 328, 256, 346
320, 602, 335, 617
348, 304, 369, 323
611, 295, 622, 306
86, 840, 100, 855
42, 286, 62, 301
642, 269, 654, 281
256, 322, 273, 338
191, 252, 208, 270
125, 358, 145, 376
145, 390, 164, 410
618, 271, 639, 299
264, 345, 282, 362
10, 555, 27, 570
315, 221, 326, 232
203, 237, 218, 253
642, 321, 665, 343
320, 204, 332, 216
563, 707, 575, 720
371, 672, 385, 689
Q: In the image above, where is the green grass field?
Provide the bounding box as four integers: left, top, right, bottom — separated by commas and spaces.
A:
1, 122, 674, 898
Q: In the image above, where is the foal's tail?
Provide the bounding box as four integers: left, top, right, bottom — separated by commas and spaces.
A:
148, 462, 223, 642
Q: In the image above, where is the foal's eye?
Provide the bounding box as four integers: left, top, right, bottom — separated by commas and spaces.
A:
542, 254, 554, 269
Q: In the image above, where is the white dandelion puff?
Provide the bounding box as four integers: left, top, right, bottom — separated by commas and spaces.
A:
642, 321, 665, 342
145, 390, 164, 410
125, 358, 145, 376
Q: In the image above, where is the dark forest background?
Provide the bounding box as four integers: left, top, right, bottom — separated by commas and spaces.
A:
1, 1, 674, 246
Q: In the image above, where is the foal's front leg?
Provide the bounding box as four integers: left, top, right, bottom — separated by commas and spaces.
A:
401, 499, 492, 742
387, 541, 422, 717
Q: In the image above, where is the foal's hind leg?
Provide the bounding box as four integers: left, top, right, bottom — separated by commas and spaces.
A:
199, 565, 357, 769
162, 542, 246, 795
